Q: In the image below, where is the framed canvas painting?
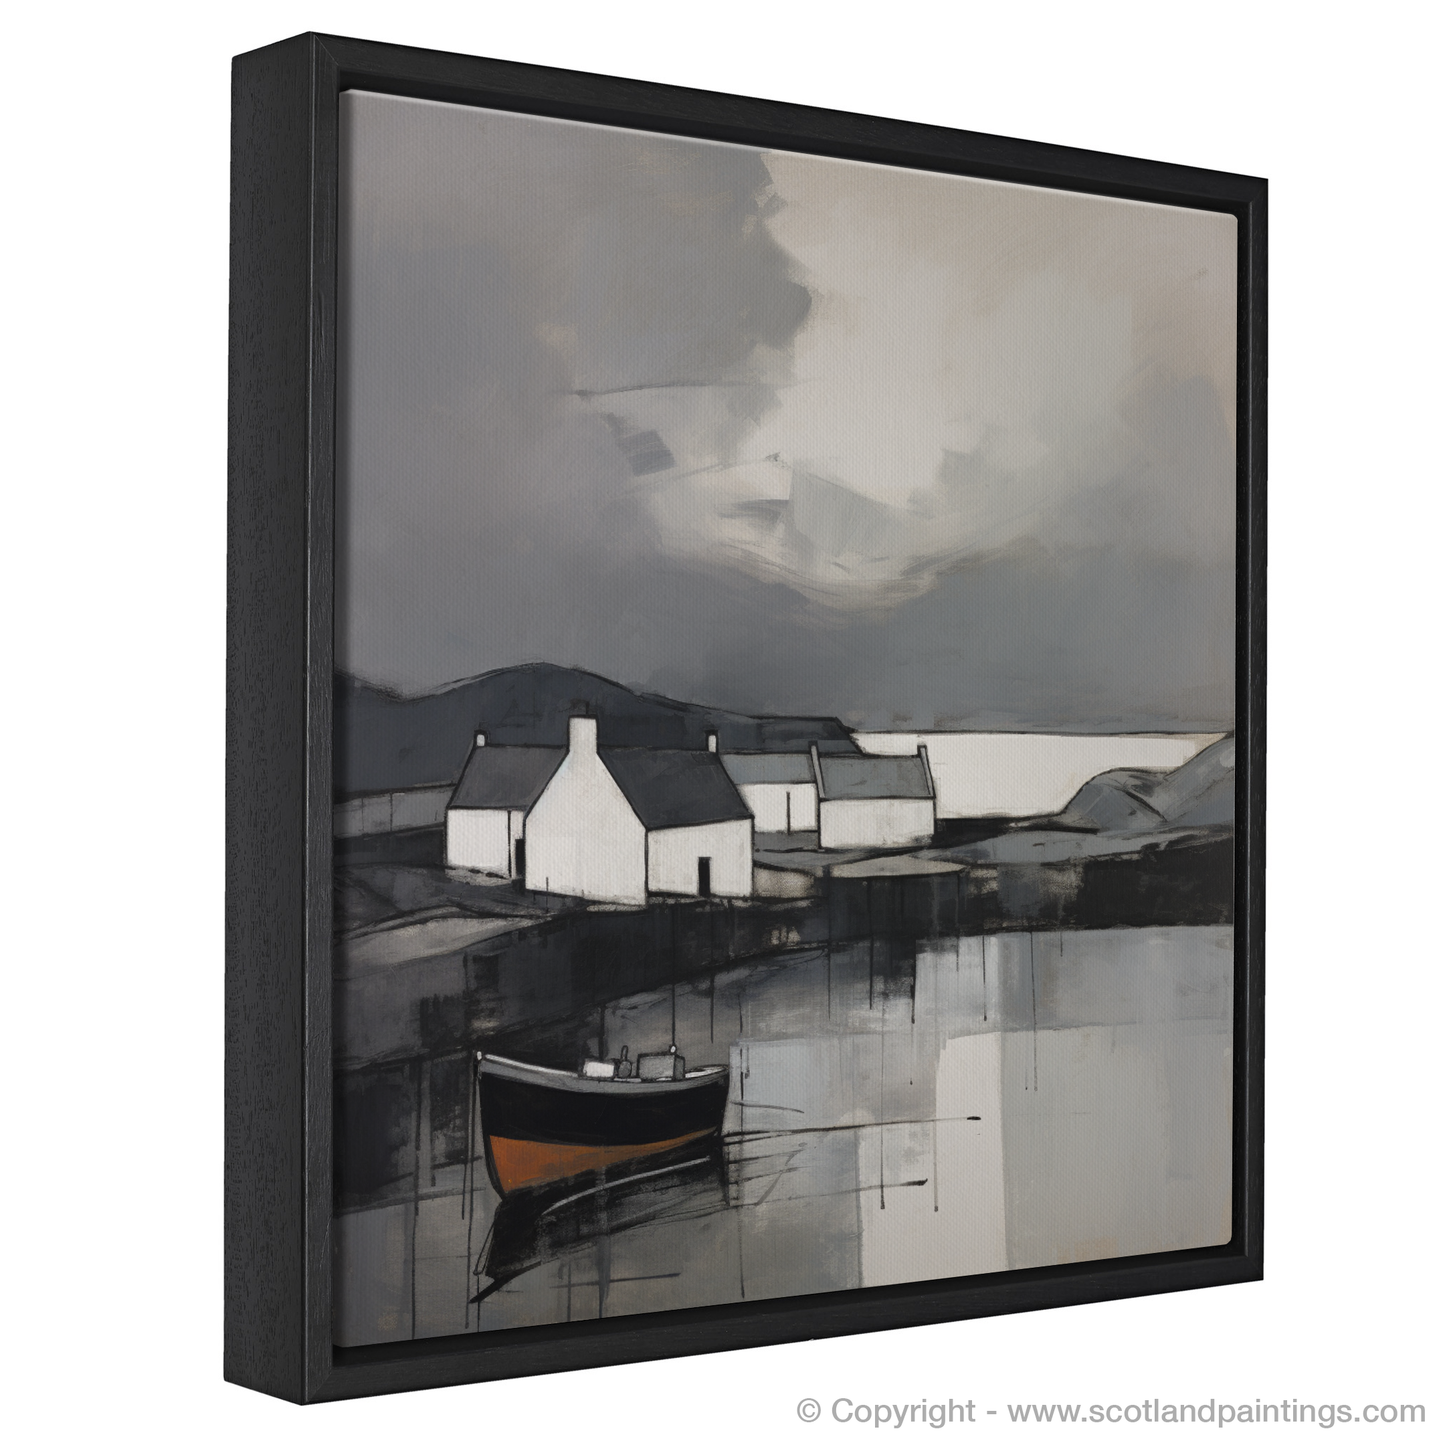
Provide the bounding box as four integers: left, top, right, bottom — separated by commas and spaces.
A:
226, 32, 1264, 1403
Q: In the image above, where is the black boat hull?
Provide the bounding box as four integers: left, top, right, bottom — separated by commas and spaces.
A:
477, 1056, 730, 1194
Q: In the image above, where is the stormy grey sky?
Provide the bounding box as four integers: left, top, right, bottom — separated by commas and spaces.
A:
337, 91, 1236, 730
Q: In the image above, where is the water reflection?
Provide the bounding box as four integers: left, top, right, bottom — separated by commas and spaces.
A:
333, 925, 1232, 1345
475, 1143, 727, 1304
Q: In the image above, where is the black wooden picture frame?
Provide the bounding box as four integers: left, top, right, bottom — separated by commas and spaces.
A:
226, 30, 1265, 1404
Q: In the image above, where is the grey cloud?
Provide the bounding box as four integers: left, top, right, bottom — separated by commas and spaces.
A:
337, 92, 1235, 730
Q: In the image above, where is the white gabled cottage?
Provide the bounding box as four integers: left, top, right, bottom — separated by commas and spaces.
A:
812, 743, 937, 850
444, 733, 564, 877
719, 750, 819, 834
526, 717, 754, 905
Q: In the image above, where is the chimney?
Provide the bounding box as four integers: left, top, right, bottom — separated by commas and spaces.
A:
706, 731, 718, 753
475, 732, 487, 748
918, 742, 935, 798
568, 715, 598, 757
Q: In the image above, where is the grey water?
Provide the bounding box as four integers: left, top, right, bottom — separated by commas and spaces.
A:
333, 925, 1232, 1346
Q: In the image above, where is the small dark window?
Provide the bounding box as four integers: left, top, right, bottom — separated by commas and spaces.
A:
514, 837, 526, 882
697, 856, 711, 897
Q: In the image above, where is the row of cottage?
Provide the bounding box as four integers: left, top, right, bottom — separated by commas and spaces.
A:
445, 715, 935, 905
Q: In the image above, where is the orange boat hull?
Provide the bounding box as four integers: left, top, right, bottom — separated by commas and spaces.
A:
487, 1128, 718, 1193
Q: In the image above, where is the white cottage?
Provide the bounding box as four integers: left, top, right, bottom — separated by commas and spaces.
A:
526, 717, 753, 905
444, 733, 564, 877
719, 751, 818, 833
812, 743, 936, 849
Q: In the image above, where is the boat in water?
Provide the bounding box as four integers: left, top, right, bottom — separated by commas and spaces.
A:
476, 1047, 730, 1195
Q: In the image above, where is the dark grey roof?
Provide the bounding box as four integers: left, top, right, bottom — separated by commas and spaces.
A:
449, 745, 564, 810
818, 754, 933, 801
720, 752, 816, 786
602, 749, 752, 830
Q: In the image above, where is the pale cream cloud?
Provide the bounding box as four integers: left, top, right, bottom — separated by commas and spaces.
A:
605, 149, 1236, 612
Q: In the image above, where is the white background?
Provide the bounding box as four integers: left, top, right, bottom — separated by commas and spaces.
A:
3, 1, 1440, 1438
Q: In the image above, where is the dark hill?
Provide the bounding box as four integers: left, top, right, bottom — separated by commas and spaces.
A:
336, 664, 859, 796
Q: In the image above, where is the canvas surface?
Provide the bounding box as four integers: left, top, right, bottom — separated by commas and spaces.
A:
330, 91, 1237, 1346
